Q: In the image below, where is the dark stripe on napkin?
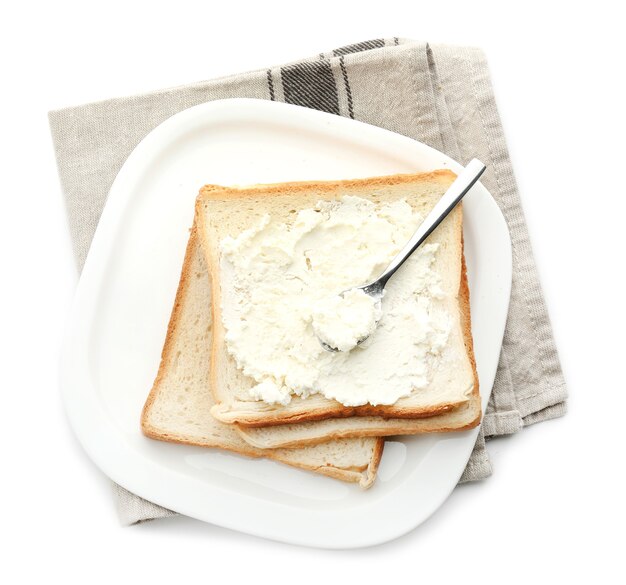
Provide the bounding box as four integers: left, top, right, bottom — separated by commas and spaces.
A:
266, 69, 275, 101
333, 39, 385, 56
281, 60, 339, 114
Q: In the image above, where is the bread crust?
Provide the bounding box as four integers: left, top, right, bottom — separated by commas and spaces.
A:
236, 410, 479, 448
457, 236, 482, 427
140, 226, 198, 436
141, 227, 384, 487
214, 401, 461, 427
196, 171, 480, 427
198, 169, 456, 201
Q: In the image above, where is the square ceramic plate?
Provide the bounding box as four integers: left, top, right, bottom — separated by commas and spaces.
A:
60, 98, 511, 548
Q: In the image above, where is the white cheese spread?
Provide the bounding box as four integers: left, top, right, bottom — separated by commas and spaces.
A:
312, 288, 382, 352
220, 196, 450, 407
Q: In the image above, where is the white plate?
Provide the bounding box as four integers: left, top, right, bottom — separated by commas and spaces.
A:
61, 98, 511, 548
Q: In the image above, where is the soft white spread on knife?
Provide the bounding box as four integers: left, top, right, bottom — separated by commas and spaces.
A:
219, 196, 451, 407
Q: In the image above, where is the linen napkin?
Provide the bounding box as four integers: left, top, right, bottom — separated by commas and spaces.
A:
49, 38, 567, 525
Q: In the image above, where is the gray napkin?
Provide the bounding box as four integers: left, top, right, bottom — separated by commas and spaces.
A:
49, 38, 567, 525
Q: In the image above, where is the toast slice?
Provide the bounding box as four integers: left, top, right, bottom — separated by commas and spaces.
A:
140, 228, 383, 488
196, 171, 480, 427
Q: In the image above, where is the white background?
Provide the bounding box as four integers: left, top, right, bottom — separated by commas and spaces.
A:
1, 0, 624, 582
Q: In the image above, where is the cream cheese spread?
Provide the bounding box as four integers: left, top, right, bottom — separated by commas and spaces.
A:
312, 288, 382, 352
220, 196, 451, 407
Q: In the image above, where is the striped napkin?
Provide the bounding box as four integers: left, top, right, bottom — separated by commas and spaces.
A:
49, 38, 567, 525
